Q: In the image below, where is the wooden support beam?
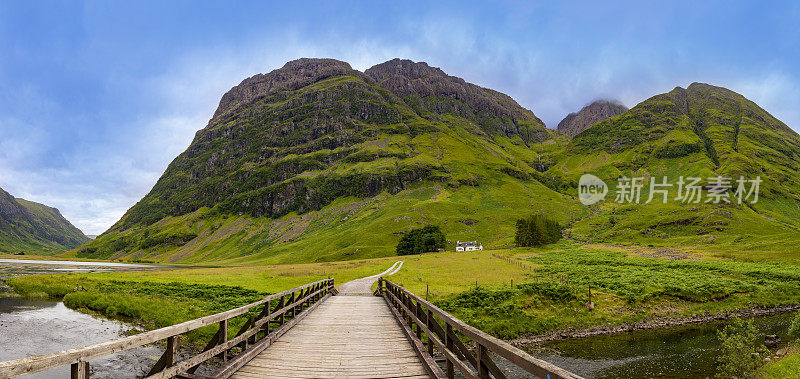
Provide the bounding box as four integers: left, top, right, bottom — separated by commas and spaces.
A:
147, 335, 179, 376
445, 324, 455, 379
477, 344, 489, 379
70, 360, 88, 379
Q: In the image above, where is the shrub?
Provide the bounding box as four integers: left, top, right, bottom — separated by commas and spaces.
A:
438, 288, 516, 309
517, 282, 581, 302
396, 225, 445, 255
789, 312, 800, 341
140, 232, 198, 249
715, 317, 764, 378
515, 214, 561, 247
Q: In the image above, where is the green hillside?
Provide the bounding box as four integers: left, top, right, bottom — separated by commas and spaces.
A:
73, 62, 800, 264
74, 58, 584, 263
0, 186, 89, 253
551, 83, 800, 259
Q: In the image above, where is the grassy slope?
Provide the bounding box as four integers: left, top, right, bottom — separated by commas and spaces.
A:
542, 84, 800, 261
69, 115, 583, 264
0, 197, 89, 255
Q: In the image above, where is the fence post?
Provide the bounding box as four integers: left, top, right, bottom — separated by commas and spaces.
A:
264, 300, 271, 336
70, 360, 89, 379
426, 309, 434, 356
478, 343, 489, 379
166, 335, 179, 368
445, 324, 454, 378
288, 292, 296, 318
279, 295, 286, 326
219, 319, 228, 362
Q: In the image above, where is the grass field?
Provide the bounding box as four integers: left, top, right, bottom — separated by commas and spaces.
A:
8, 240, 800, 344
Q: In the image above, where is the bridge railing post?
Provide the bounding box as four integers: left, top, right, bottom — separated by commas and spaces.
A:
445, 323, 454, 378
166, 335, 179, 368
70, 360, 89, 379
278, 295, 286, 325
220, 319, 228, 362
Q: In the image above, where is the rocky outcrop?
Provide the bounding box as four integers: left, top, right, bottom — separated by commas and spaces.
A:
211, 58, 359, 123
366, 58, 549, 143
557, 99, 628, 138
110, 58, 551, 232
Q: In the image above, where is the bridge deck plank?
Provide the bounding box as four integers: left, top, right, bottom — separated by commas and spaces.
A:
230, 296, 430, 379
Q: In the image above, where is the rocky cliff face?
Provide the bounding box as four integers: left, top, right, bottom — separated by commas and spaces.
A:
557, 100, 628, 138
110, 58, 551, 231
0, 186, 88, 253
365, 59, 549, 143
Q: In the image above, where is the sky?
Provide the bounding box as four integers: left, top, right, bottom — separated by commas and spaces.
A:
0, 1, 798, 235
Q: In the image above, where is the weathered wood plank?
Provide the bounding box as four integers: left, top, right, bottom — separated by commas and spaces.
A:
229, 296, 431, 379
148, 291, 331, 379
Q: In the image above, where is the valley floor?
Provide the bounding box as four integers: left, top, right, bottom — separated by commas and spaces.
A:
4, 242, 800, 359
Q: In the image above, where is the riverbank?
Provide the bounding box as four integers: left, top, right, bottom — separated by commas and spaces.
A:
510, 303, 800, 344
760, 344, 800, 378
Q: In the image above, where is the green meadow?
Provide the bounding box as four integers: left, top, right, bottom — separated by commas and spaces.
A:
9, 240, 800, 344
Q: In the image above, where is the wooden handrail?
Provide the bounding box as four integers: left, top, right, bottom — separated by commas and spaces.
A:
0, 278, 335, 378
379, 278, 583, 379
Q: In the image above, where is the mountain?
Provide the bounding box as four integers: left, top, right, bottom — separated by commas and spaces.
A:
0, 187, 89, 253
74, 61, 800, 264
550, 83, 800, 254
75, 58, 579, 263
364, 59, 550, 143
557, 100, 628, 138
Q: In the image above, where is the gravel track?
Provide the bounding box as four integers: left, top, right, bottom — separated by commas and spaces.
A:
337, 261, 403, 295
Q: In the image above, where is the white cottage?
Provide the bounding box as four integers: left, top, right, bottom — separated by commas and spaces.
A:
456, 241, 483, 252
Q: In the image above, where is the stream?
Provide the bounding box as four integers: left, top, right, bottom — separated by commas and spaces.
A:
525, 312, 794, 378
0, 258, 170, 378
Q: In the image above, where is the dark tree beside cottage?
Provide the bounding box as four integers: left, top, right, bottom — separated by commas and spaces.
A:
396, 225, 446, 255
515, 215, 561, 247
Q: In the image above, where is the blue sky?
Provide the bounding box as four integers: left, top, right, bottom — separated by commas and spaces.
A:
0, 1, 798, 234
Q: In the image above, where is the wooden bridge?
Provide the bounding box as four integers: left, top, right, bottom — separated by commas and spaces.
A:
0, 272, 581, 379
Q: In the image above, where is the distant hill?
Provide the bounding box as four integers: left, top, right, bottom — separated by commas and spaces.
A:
0, 187, 89, 254
550, 83, 800, 254
557, 100, 628, 138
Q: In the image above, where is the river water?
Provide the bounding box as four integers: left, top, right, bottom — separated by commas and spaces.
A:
525, 312, 795, 378
0, 298, 162, 378
0, 258, 169, 378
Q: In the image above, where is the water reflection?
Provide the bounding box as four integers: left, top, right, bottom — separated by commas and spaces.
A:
0, 259, 171, 378
0, 297, 161, 378
527, 312, 794, 378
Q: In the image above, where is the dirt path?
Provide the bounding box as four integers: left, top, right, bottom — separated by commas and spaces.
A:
337, 261, 403, 295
